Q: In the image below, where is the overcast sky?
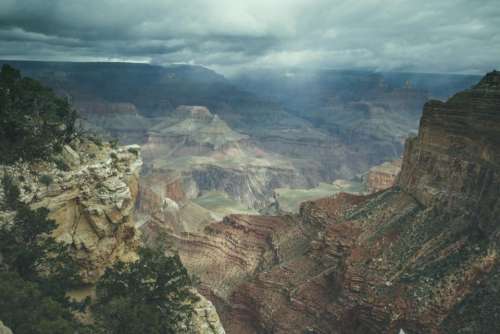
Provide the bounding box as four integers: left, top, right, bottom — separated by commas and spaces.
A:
0, 0, 499, 75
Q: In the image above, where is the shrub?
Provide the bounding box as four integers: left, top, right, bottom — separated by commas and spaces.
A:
0, 65, 79, 164
54, 159, 70, 172
1, 173, 20, 210
39, 174, 54, 187
110, 139, 119, 149
0, 271, 87, 334
93, 247, 198, 334
0, 173, 82, 299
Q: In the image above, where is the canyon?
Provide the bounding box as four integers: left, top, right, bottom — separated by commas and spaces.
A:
142, 71, 500, 333
0, 60, 494, 333
0, 138, 225, 334
0, 61, 478, 221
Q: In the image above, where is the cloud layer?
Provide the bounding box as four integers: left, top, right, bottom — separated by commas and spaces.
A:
0, 0, 499, 75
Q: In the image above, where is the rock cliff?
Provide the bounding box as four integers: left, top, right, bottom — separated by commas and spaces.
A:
189, 292, 226, 334
169, 71, 500, 333
0, 140, 143, 283
398, 70, 500, 233
0, 138, 227, 333
365, 159, 402, 193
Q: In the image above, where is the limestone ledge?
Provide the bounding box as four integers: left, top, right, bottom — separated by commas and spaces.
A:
0, 141, 143, 283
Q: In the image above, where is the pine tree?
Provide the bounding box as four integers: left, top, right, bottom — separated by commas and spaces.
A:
93, 247, 198, 334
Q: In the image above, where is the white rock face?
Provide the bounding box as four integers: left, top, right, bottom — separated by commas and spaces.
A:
189, 292, 226, 334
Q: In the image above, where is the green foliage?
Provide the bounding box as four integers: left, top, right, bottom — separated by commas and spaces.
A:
128, 147, 139, 154
110, 139, 119, 149
93, 247, 198, 334
2, 173, 20, 210
0, 199, 81, 294
54, 158, 70, 172
39, 174, 54, 187
0, 271, 87, 334
0, 174, 87, 333
0, 65, 79, 164
1, 172, 197, 334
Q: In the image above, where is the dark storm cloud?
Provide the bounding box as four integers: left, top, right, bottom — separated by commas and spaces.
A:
0, 0, 499, 74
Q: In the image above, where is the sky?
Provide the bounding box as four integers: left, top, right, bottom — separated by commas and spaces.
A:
0, 0, 499, 75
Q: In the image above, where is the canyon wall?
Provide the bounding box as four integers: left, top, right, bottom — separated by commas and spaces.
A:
163, 71, 500, 333
0, 139, 226, 333
0, 140, 143, 283
398, 70, 500, 233
365, 159, 402, 193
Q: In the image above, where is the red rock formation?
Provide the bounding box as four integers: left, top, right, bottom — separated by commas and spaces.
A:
169, 71, 500, 334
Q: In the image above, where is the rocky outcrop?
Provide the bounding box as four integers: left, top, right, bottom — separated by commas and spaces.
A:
172, 72, 500, 333
0, 140, 143, 283
398, 70, 500, 233
365, 159, 402, 193
188, 292, 226, 334
169, 213, 309, 300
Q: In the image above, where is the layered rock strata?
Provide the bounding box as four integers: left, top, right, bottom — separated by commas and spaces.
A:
365, 159, 402, 193
0, 140, 143, 283
0, 139, 228, 333
140, 106, 306, 211
167, 72, 500, 333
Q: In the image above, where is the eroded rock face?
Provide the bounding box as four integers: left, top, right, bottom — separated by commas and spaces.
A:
398, 71, 500, 234
188, 292, 226, 334
0, 141, 143, 283
365, 159, 402, 193
169, 72, 500, 333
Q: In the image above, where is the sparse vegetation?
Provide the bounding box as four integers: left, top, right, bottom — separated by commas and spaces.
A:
2, 173, 20, 210
0, 66, 197, 333
110, 139, 119, 149
1, 173, 197, 333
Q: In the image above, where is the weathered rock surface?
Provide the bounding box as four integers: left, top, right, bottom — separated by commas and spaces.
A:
365, 159, 402, 193
0, 140, 143, 283
166, 72, 500, 333
188, 292, 226, 334
398, 70, 500, 233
